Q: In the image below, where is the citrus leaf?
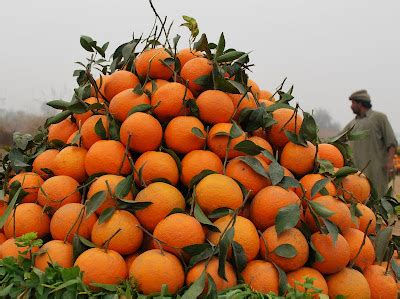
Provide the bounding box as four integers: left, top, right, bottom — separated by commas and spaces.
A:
269, 162, 285, 185
182, 270, 206, 299
233, 140, 264, 156
318, 158, 335, 175
218, 226, 235, 280
98, 207, 116, 224
208, 208, 232, 219
322, 218, 338, 244
85, 190, 106, 217
310, 178, 330, 199
232, 241, 247, 272
261, 150, 276, 162
182, 243, 212, 255
68, 101, 87, 114
278, 176, 300, 190
46, 100, 71, 110
333, 166, 358, 178
275, 204, 300, 235
188, 169, 217, 190
78, 235, 96, 248
80, 35, 94, 52
374, 226, 393, 263
115, 175, 133, 199
188, 246, 214, 268
229, 121, 243, 139
161, 147, 182, 176
309, 201, 335, 218
309, 240, 325, 262
117, 200, 152, 212
273, 243, 297, 258
94, 118, 107, 139
193, 203, 220, 232
216, 51, 245, 63
45, 110, 71, 127
236, 156, 270, 179
215, 32, 225, 58
272, 262, 288, 295
0, 187, 21, 228
127, 104, 153, 117
191, 127, 205, 139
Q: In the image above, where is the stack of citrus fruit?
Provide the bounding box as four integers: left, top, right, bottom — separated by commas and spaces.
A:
0, 17, 398, 299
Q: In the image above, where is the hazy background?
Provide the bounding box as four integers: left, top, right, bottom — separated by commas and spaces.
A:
0, 0, 399, 140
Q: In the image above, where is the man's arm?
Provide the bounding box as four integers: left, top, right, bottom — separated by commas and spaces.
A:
385, 145, 396, 176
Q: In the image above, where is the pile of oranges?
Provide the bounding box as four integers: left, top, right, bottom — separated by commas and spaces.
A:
0, 32, 399, 298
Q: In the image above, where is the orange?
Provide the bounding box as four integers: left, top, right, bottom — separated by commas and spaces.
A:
91, 210, 143, 255
67, 130, 80, 145
87, 174, 134, 215
37, 175, 81, 212
247, 79, 261, 98
250, 186, 300, 231
151, 82, 194, 122
317, 143, 344, 168
342, 228, 375, 271
134, 182, 185, 232
74, 248, 127, 288
208, 215, 259, 262
0, 233, 6, 245
153, 213, 205, 256
259, 98, 275, 107
85, 140, 132, 176
226, 157, 270, 198
326, 268, 371, 299
207, 123, 246, 159
311, 232, 350, 274
134, 151, 179, 186
125, 253, 139, 272
180, 57, 213, 96
195, 173, 243, 214
267, 108, 303, 148
48, 118, 78, 144
259, 89, 275, 101
338, 173, 371, 203
50, 203, 97, 243
287, 267, 328, 296
120, 112, 163, 153
109, 89, 151, 122
247, 136, 274, 165
8, 172, 44, 203
53, 146, 88, 183
103, 70, 140, 101
280, 141, 317, 176
0, 238, 39, 259
259, 226, 309, 272
229, 93, 257, 121
186, 257, 237, 292
304, 195, 352, 233
90, 74, 109, 99
143, 79, 169, 94
176, 48, 203, 68
196, 90, 234, 124
32, 149, 60, 179
164, 116, 206, 154
180, 150, 223, 186
4, 203, 50, 239
135, 48, 174, 80
34, 240, 73, 271
363, 265, 397, 299
351, 203, 376, 234
295, 173, 336, 200
130, 249, 184, 295
80, 115, 109, 149
241, 260, 279, 294
73, 96, 105, 125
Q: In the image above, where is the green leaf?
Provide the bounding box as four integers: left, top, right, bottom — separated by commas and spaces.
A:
127, 104, 153, 117
322, 218, 339, 244
94, 118, 107, 139
186, 98, 200, 118
215, 33, 225, 58
269, 162, 285, 185
68, 101, 87, 114
90, 283, 118, 291
13, 132, 33, 150
391, 259, 400, 280
333, 166, 358, 178
273, 262, 288, 295
193, 74, 212, 89
117, 200, 152, 212
188, 246, 214, 268
273, 243, 297, 258
275, 204, 300, 235
261, 150, 276, 162
216, 51, 246, 63
191, 127, 205, 139
98, 207, 116, 224
374, 226, 393, 263
206, 273, 218, 299
0, 284, 14, 297
233, 140, 264, 156
49, 278, 80, 293
278, 176, 301, 190
181, 270, 206, 299
80, 35, 94, 52
0, 187, 21, 228
85, 190, 106, 217
188, 169, 217, 190
161, 147, 182, 176
115, 175, 133, 199
231, 241, 247, 272
218, 226, 235, 280
310, 178, 330, 199
108, 116, 120, 141
180, 16, 199, 40
318, 159, 335, 175
193, 33, 211, 58
284, 130, 306, 146
182, 243, 212, 256
208, 208, 232, 219
229, 122, 243, 139
309, 201, 335, 218
236, 156, 269, 179
310, 240, 325, 262
193, 202, 220, 232
46, 100, 71, 110
228, 80, 248, 95
45, 110, 72, 127
299, 112, 317, 143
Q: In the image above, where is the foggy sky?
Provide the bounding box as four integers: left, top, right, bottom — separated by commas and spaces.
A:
0, 0, 399, 136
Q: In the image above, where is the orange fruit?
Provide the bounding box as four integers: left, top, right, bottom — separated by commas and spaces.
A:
67, 130, 80, 145
196, 90, 234, 124
90, 74, 109, 99
247, 79, 261, 98
143, 79, 169, 94
326, 268, 371, 299
53, 146, 88, 183
207, 123, 246, 159
208, 215, 259, 262
186, 257, 237, 292
259, 226, 309, 272
153, 213, 205, 256
317, 143, 344, 168
50, 203, 97, 243
0, 232, 6, 245
37, 175, 81, 212
304, 195, 352, 233
48, 118, 78, 144
351, 203, 376, 234
295, 173, 336, 200
80, 115, 109, 149
287, 267, 329, 296
135, 48, 174, 80
247, 136, 274, 165
109, 89, 151, 122
32, 149, 60, 179
134, 182, 185, 232
280, 141, 317, 176
180, 150, 223, 186
125, 253, 139, 272
176, 48, 203, 68
229, 93, 257, 121
338, 173, 371, 203
74, 248, 127, 288
91, 210, 143, 255
34, 240, 73, 271
226, 157, 270, 198
311, 232, 350, 274
0, 238, 39, 259
130, 249, 184, 295
259, 98, 275, 107
4, 203, 50, 239
73, 96, 105, 125
151, 82, 194, 122
241, 260, 279, 294
250, 186, 300, 231
164, 116, 206, 154
120, 112, 163, 153
103, 70, 140, 101
195, 173, 243, 215
343, 228, 375, 271
8, 172, 44, 203
267, 108, 303, 148
180, 57, 213, 95
87, 174, 134, 215
85, 140, 132, 176
259, 89, 275, 101
363, 265, 397, 299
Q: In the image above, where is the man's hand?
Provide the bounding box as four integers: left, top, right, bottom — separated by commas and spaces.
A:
386, 146, 396, 176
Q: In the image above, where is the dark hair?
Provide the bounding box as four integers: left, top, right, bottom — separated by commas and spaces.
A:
355, 100, 372, 109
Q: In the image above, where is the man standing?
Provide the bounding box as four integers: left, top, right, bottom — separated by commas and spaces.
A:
343, 89, 397, 198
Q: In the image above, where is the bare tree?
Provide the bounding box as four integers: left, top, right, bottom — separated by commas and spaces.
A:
313, 108, 341, 138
